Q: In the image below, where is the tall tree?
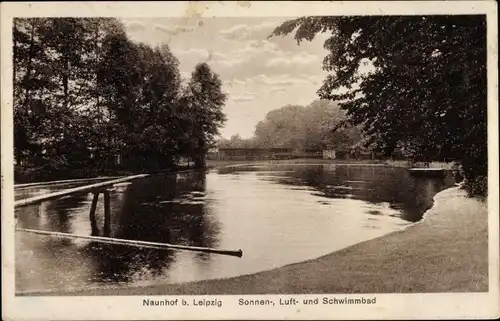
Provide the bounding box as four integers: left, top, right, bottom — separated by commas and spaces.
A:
13, 18, 229, 181
98, 38, 183, 171
253, 100, 362, 153
270, 15, 487, 195
13, 18, 58, 167
81, 18, 126, 172
13, 18, 128, 174
131, 44, 182, 170
183, 63, 227, 167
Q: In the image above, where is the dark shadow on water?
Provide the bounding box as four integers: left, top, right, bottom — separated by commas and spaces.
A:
221, 164, 456, 222
16, 192, 89, 233
46, 193, 89, 233
16, 164, 455, 292
82, 170, 221, 284
16, 170, 222, 289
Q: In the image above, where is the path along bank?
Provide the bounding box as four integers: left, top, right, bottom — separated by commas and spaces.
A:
30, 184, 487, 296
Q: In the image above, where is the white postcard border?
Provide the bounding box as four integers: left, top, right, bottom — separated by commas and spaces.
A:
1, 1, 498, 320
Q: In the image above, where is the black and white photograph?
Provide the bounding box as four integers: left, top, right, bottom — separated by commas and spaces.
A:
1, 1, 498, 320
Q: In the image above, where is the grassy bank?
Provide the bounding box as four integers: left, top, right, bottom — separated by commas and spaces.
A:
27, 185, 487, 295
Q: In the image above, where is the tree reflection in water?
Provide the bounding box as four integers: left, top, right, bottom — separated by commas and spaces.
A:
225, 164, 456, 223
45, 193, 89, 233
16, 165, 458, 293
83, 170, 221, 284
16, 193, 90, 255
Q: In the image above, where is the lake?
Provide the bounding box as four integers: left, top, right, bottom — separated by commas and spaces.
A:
15, 164, 456, 294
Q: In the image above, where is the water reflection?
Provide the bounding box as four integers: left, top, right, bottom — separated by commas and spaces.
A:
16, 165, 455, 293
45, 194, 89, 233
16, 171, 222, 291
81, 171, 221, 284
226, 164, 455, 222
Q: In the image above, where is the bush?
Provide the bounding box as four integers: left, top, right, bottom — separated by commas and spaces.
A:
463, 175, 487, 198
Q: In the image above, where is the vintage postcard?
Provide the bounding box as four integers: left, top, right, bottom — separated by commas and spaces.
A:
1, 1, 499, 320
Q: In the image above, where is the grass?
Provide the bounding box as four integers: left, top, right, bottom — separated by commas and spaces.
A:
25, 185, 488, 296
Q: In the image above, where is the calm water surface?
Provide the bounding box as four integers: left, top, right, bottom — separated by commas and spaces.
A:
15, 164, 455, 293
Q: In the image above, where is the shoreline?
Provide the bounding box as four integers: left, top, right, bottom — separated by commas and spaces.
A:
18, 184, 488, 296
14, 158, 456, 186
13, 165, 199, 186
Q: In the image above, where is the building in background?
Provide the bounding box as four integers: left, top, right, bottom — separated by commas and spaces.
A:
322, 149, 336, 160
216, 148, 294, 160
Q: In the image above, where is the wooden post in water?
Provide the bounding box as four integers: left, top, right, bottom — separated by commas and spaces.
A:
103, 190, 111, 237
89, 192, 100, 236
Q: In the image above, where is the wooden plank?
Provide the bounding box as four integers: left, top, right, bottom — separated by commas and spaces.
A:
15, 174, 149, 208
15, 176, 121, 189
16, 228, 243, 258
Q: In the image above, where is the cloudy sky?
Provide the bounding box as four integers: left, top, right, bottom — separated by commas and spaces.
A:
122, 17, 330, 139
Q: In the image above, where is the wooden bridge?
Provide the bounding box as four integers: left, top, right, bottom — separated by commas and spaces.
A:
15, 175, 243, 257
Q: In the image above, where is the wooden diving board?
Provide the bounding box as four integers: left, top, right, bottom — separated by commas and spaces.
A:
14, 174, 149, 208
15, 176, 121, 189
14, 173, 244, 258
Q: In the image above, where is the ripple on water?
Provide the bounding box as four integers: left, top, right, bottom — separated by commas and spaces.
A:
15, 164, 455, 293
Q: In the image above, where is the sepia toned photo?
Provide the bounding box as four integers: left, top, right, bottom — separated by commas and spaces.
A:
1, 1, 498, 320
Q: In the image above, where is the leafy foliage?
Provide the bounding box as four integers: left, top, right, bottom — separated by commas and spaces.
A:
270, 15, 487, 195
182, 63, 227, 167
218, 134, 256, 149
218, 100, 363, 154
13, 18, 227, 181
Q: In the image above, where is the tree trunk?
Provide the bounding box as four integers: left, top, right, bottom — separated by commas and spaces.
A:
23, 20, 36, 109
62, 57, 70, 109
13, 20, 20, 165
194, 155, 206, 168
13, 20, 18, 93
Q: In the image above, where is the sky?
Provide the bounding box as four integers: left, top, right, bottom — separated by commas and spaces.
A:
121, 17, 330, 139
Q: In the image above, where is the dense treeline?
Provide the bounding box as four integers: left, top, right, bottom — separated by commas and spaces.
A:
218, 100, 366, 157
13, 18, 226, 182
271, 15, 487, 196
